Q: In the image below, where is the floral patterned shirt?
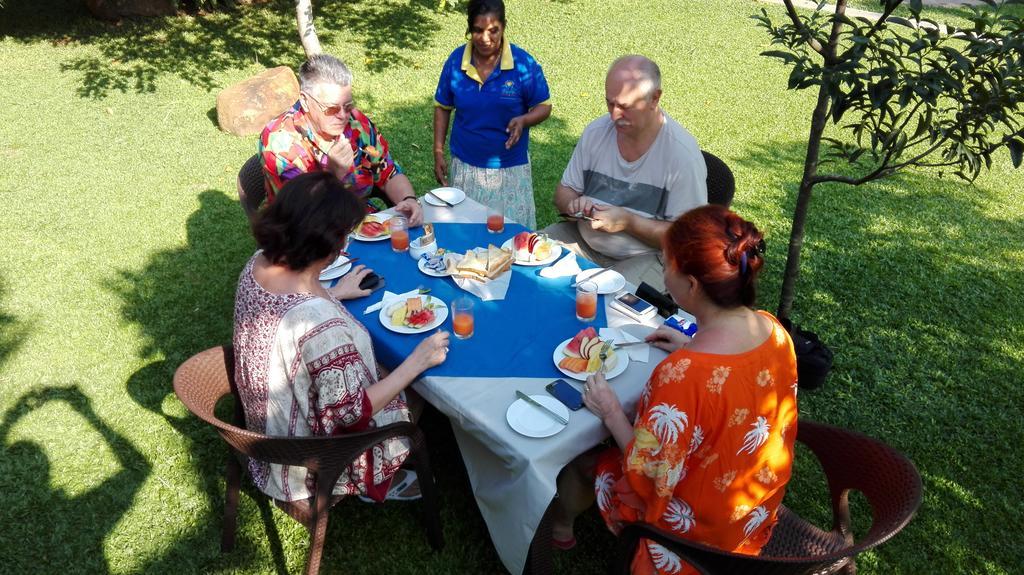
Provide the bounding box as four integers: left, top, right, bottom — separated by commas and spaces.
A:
232, 253, 411, 502
595, 311, 799, 574
258, 102, 403, 203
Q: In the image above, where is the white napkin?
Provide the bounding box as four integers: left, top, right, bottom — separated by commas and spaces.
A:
364, 289, 424, 315
539, 252, 582, 279
453, 269, 511, 301
599, 327, 650, 363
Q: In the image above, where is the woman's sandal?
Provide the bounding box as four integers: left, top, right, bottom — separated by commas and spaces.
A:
357, 469, 422, 503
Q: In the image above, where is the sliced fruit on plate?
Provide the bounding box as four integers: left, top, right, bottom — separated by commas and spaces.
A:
564, 327, 599, 358
406, 308, 435, 328
512, 231, 553, 262
390, 304, 408, 327
388, 298, 437, 328
359, 217, 391, 237
558, 356, 590, 373
560, 328, 617, 373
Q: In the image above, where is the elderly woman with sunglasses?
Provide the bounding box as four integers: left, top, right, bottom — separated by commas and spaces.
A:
259, 54, 423, 225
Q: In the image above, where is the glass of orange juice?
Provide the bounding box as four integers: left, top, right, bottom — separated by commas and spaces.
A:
390, 215, 409, 253
486, 196, 504, 234
575, 280, 598, 322
452, 297, 474, 339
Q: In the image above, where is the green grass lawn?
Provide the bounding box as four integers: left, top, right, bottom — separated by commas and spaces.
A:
1, 0, 1021, 573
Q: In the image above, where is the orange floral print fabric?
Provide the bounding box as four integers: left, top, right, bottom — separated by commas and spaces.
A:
595, 311, 799, 574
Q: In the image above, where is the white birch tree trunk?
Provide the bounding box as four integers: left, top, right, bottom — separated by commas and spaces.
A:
295, 0, 322, 58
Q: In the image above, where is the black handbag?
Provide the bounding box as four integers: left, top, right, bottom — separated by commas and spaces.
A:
780, 318, 833, 391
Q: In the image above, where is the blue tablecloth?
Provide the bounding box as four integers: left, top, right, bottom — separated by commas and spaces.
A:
341, 222, 604, 379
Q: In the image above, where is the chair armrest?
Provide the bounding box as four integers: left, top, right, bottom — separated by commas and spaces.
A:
613, 522, 738, 575
795, 420, 922, 547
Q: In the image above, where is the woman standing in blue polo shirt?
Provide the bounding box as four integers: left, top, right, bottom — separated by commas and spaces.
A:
433, 0, 552, 229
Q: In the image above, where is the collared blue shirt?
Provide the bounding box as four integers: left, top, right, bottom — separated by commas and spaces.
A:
434, 40, 551, 169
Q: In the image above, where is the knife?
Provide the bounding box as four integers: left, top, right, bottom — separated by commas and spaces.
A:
571, 267, 613, 288
426, 190, 455, 207
610, 340, 648, 349
515, 390, 568, 426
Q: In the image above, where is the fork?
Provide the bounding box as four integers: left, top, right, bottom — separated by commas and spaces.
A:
598, 342, 611, 374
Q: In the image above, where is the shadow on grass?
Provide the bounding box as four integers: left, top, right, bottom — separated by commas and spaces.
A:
0, 385, 151, 573
0, 278, 30, 372
0, 0, 452, 99
734, 139, 1024, 573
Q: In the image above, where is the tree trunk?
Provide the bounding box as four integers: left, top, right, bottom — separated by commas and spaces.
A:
295, 0, 322, 59
777, 82, 831, 322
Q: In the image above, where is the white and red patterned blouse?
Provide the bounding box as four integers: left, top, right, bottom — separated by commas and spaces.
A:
232, 253, 411, 502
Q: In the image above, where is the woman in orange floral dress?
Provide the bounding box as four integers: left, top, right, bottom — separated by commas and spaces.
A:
552, 205, 798, 574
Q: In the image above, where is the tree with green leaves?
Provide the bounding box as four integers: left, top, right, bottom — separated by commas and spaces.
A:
753, 0, 1023, 322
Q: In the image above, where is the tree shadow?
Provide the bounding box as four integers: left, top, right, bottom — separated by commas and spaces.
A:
0, 385, 151, 573
0, 277, 30, 372
0, 0, 451, 99
734, 139, 1024, 573
105, 190, 282, 572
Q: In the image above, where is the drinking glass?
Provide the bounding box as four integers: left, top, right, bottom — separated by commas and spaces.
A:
575, 281, 598, 322
452, 297, 474, 339
486, 197, 505, 234
390, 215, 409, 253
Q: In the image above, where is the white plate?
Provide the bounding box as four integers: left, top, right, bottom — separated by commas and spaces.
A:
379, 294, 449, 334
574, 268, 626, 295
351, 213, 394, 242
500, 237, 563, 267
417, 255, 451, 277
552, 337, 630, 381
424, 187, 467, 207
506, 395, 569, 438
318, 255, 353, 281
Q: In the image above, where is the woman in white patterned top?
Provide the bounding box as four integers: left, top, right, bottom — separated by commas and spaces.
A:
233, 172, 450, 503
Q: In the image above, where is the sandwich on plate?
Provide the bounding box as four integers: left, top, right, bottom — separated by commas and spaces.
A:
450, 244, 513, 281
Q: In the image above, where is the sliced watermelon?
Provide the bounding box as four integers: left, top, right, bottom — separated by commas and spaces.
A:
405, 308, 435, 328
565, 327, 599, 357
361, 221, 385, 237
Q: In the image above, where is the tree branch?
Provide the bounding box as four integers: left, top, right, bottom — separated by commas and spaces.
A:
838, 0, 901, 60
782, 0, 828, 57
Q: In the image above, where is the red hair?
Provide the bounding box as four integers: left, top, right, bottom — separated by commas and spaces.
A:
663, 205, 765, 308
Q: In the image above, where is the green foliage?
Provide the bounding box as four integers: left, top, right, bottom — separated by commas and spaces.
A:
753, 0, 1024, 182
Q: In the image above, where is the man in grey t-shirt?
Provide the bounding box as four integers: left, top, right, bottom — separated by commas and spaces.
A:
542, 55, 707, 291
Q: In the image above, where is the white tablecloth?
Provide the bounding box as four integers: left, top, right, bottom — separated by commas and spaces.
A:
409, 199, 668, 574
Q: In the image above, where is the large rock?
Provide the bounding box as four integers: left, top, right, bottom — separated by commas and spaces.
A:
216, 66, 299, 137
85, 0, 176, 20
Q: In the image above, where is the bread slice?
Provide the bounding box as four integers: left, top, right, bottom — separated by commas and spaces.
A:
454, 249, 488, 281
485, 244, 512, 279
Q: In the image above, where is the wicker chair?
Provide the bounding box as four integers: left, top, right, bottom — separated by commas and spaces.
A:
609, 420, 922, 575
173, 345, 444, 575
237, 154, 266, 223
702, 151, 735, 208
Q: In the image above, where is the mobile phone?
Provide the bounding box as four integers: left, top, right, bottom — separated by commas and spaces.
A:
609, 291, 658, 321
545, 379, 584, 411
359, 272, 385, 292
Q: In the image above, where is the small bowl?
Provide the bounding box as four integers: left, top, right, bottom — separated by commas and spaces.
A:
409, 236, 438, 259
